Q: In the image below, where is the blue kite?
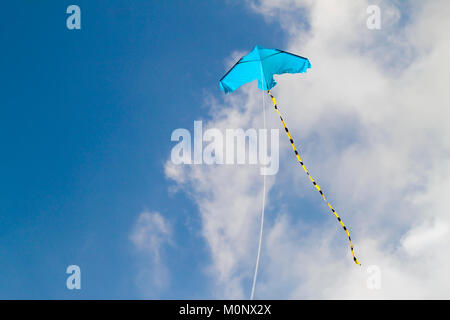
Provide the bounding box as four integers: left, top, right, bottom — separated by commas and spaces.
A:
220, 45, 311, 93
219, 45, 360, 298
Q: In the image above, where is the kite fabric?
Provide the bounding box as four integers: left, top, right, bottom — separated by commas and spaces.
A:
220, 45, 311, 93
219, 46, 360, 285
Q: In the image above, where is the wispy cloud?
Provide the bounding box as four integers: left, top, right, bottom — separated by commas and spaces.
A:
130, 212, 172, 296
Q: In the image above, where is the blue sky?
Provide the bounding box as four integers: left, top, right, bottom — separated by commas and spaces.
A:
3, 1, 450, 300
0, 1, 290, 299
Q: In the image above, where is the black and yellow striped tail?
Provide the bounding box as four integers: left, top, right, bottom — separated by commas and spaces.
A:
267, 90, 361, 266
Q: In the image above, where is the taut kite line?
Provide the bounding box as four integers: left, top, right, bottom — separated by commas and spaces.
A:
219, 45, 361, 297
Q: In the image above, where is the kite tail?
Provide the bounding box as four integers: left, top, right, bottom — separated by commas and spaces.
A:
267, 90, 361, 266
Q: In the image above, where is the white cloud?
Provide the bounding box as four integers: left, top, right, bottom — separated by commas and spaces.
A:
167, 0, 450, 298
130, 212, 172, 295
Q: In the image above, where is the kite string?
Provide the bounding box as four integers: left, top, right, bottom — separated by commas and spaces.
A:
250, 87, 267, 300
267, 90, 361, 266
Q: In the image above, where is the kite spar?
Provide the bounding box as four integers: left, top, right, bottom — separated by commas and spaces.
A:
219, 45, 361, 298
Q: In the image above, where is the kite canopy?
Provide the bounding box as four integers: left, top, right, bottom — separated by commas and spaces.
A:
219, 45, 311, 93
